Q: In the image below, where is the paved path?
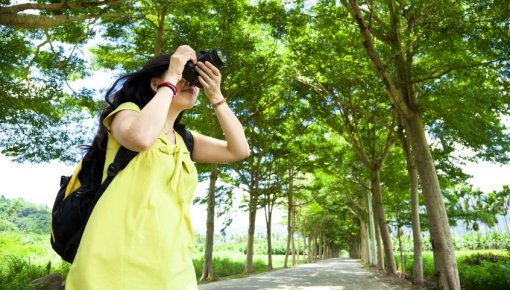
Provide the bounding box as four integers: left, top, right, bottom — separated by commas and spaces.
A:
198, 258, 411, 290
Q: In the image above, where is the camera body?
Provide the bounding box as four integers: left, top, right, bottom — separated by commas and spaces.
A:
182, 48, 226, 88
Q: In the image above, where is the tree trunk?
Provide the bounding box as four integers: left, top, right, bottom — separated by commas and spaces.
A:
296, 233, 301, 264
154, 3, 168, 56
318, 233, 323, 260
245, 193, 258, 273
371, 170, 398, 275
291, 205, 297, 266
284, 168, 294, 268
367, 189, 378, 266
398, 114, 424, 287
404, 114, 460, 289
313, 235, 319, 262
302, 236, 306, 264
360, 218, 370, 264
265, 207, 273, 270
397, 226, 405, 277
322, 237, 327, 260
374, 217, 384, 270
350, 236, 361, 259
200, 164, 218, 281
307, 237, 312, 263
409, 153, 424, 286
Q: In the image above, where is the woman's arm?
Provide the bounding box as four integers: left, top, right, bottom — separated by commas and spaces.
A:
191, 101, 250, 163
110, 46, 196, 151
191, 61, 250, 163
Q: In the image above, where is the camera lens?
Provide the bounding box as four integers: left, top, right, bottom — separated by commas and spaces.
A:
208, 49, 226, 69
182, 48, 227, 88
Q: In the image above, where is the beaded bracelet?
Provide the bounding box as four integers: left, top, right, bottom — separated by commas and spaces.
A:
212, 98, 227, 108
157, 82, 177, 98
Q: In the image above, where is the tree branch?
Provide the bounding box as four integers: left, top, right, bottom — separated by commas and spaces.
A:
376, 109, 397, 171
0, 0, 123, 29
0, 1, 122, 14
412, 59, 503, 84
0, 13, 101, 29
342, 0, 410, 118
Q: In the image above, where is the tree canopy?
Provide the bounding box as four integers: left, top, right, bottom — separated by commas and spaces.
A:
1, 0, 509, 288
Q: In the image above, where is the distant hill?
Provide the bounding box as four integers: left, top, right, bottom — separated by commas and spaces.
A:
0, 195, 51, 234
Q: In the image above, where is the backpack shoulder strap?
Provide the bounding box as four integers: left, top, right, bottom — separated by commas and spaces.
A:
88, 146, 138, 209
174, 124, 194, 156
93, 146, 138, 194
106, 146, 138, 178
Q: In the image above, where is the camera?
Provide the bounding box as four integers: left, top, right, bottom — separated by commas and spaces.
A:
182, 48, 227, 88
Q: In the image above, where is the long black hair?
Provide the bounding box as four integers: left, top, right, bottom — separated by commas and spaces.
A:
84, 52, 182, 161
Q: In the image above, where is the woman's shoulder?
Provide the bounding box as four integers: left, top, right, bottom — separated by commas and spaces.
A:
103, 102, 141, 129
115, 102, 140, 112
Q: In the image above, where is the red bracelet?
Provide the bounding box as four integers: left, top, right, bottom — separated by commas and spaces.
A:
157, 82, 177, 98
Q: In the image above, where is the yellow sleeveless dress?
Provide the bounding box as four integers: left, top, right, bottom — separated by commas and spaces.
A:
65, 102, 198, 290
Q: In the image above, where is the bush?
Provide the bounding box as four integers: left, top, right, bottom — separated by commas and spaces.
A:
193, 256, 246, 279
193, 256, 270, 280
396, 251, 510, 290
395, 251, 435, 278
0, 256, 48, 290
0, 255, 70, 290
458, 253, 510, 290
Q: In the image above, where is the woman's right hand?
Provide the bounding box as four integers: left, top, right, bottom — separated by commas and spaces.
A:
164, 45, 197, 82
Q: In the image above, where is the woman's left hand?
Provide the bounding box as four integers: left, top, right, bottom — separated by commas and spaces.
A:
196, 61, 223, 103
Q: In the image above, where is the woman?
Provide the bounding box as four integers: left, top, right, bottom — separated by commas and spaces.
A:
65, 45, 250, 289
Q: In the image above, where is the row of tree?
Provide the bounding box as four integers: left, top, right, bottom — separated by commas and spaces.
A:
0, 196, 51, 234
1, 1, 509, 289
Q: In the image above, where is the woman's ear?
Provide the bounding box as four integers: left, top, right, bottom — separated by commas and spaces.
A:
150, 78, 159, 93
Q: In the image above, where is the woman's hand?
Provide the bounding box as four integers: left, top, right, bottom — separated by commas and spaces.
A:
196, 61, 223, 103
164, 45, 197, 83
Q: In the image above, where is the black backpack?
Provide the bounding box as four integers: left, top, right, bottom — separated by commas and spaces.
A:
50, 125, 194, 263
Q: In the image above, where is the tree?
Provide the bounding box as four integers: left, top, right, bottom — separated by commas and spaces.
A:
396, 115, 424, 286
340, 0, 510, 288
284, 1, 399, 274
200, 163, 218, 281
0, 1, 128, 162
258, 155, 284, 270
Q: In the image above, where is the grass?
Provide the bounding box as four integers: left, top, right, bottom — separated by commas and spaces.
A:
0, 232, 70, 290
0, 231, 298, 288
0, 232, 63, 266
192, 251, 298, 282
6, 230, 507, 290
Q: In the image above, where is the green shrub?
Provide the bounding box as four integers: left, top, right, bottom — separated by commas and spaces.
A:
0, 256, 48, 290
395, 252, 434, 278
193, 256, 271, 280
193, 256, 246, 279
270, 246, 287, 255
396, 251, 510, 290
252, 259, 267, 272
458, 252, 510, 290
0, 255, 70, 290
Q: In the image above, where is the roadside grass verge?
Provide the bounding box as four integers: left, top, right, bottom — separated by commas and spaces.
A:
395, 250, 510, 290
192, 252, 292, 282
